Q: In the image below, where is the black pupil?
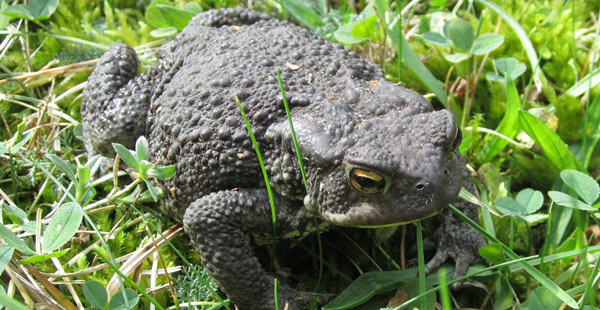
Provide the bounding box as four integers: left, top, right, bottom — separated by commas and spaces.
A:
356, 176, 378, 189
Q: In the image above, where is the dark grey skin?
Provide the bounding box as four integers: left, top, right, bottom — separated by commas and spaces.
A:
82, 8, 484, 310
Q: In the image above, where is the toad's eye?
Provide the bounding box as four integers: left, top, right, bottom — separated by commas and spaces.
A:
451, 126, 462, 150
347, 167, 389, 195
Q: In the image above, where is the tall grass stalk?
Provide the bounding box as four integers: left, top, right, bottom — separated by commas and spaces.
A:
234, 96, 278, 238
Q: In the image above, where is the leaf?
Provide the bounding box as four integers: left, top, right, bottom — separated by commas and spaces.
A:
478, 243, 505, 264
490, 58, 527, 82
482, 77, 521, 161
0, 223, 35, 255
281, 0, 324, 32
4, 204, 27, 223
112, 143, 140, 171
2, 0, 57, 21
519, 213, 549, 225
0, 0, 10, 29
470, 33, 504, 55
495, 197, 522, 216
515, 188, 544, 214
150, 27, 177, 38
147, 165, 176, 179
548, 191, 596, 211
351, 16, 378, 39
3, 5, 34, 20
135, 136, 150, 162
42, 202, 83, 253
144, 180, 160, 202
9, 127, 33, 154
144, 0, 171, 28
182, 2, 202, 14
46, 154, 76, 182
83, 281, 107, 309
560, 170, 599, 205
518, 110, 584, 171
446, 19, 474, 52
27, 0, 57, 20
334, 21, 366, 44
156, 4, 196, 31
108, 289, 139, 310
323, 269, 417, 310
77, 166, 90, 185
18, 249, 69, 264
444, 52, 469, 63
527, 286, 563, 310
423, 31, 449, 46
0, 245, 14, 274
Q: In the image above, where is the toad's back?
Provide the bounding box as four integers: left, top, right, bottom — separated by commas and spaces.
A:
144, 13, 388, 220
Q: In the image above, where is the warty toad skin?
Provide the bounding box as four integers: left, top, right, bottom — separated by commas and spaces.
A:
81, 7, 484, 310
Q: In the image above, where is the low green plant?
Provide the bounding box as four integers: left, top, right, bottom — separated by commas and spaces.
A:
83, 280, 140, 310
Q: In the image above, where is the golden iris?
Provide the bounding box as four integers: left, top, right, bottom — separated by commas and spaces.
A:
349, 167, 387, 194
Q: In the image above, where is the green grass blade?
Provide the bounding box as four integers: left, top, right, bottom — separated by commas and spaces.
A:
473, 0, 546, 91
565, 67, 600, 97
482, 77, 521, 161
281, 0, 323, 32
416, 221, 428, 310
235, 96, 278, 236
0, 223, 35, 255
373, 0, 448, 106
0, 291, 30, 310
518, 110, 585, 171
0, 245, 14, 274
448, 204, 579, 309
276, 69, 307, 189
581, 94, 600, 167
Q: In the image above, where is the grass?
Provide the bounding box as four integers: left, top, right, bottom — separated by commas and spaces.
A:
1, 0, 600, 309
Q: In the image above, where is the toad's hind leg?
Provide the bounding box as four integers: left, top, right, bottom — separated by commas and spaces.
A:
81, 43, 152, 156
183, 189, 329, 310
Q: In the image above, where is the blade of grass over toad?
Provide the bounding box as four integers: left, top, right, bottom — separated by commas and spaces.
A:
518, 110, 585, 171
473, 0, 546, 92
235, 96, 277, 237
481, 77, 521, 161
373, 0, 448, 106
32, 160, 165, 310
276, 68, 307, 188
447, 204, 579, 309
276, 69, 324, 291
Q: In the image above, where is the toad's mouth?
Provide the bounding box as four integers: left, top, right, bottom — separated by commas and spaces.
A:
320, 200, 446, 228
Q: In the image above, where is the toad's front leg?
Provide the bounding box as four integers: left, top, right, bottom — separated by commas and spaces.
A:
183, 189, 324, 310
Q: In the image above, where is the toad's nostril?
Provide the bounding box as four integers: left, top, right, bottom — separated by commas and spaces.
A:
416, 183, 426, 190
